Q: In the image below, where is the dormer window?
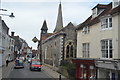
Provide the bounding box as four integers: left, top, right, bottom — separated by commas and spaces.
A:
92, 8, 97, 15
92, 8, 97, 18
92, 4, 107, 18
113, 0, 120, 8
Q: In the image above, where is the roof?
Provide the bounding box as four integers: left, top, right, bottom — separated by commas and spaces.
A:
77, 2, 120, 30
54, 22, 76, 34
41, 33, 53, 40
92, 4, 108, 10
2, 20, 9, 34
54, 2, 63, 32
41, 20, 48, 30
42, 32, 66, 44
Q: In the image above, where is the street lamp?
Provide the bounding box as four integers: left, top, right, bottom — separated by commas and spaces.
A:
32, 36, 39, 43
0, 13, 15, 18
0, 9, 15, 18
32, 36, 41, 60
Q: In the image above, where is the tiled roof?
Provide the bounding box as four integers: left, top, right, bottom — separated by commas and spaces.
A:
92, 4, 108, 10
41, 33, 53, 40
77, 2, 120, 30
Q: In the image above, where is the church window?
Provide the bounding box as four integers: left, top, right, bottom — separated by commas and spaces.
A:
66, 45, 69, 58
70, 45, 73, 57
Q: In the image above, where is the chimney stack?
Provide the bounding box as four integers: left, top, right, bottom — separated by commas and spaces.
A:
11, 32, 15, 36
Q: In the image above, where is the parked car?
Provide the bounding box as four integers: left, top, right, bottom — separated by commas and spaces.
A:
29, 59, 42, 71
14, 58, 24, 69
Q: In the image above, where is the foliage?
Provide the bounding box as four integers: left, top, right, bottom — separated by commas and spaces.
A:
60, 60, 76, 80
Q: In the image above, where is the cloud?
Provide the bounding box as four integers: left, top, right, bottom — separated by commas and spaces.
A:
2, 0, 112, 2
2, 1, 112, 49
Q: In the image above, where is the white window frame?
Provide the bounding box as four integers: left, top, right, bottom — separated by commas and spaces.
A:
92, 8, 97, 17
113, 0, 120, 8
92, 8, 97, 15
82, 43, 90, 58
101, 39, 113, 59
82, 26, 90, 34
101, 17, 112, 30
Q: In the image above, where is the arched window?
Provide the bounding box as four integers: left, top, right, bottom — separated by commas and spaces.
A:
70, 45, 73, 57
66, 45, 69, 58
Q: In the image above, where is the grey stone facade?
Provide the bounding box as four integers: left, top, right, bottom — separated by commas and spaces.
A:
42, 22, 77, 67
42, 32, 65, 67
40, 2, 77, 68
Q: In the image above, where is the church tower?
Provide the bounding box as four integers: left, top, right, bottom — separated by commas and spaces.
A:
41, 20, 48, 34
54, 2, 63, 32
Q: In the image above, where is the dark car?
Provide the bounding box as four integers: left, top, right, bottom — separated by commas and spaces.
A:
29, 59, 42, 71
14, 59, 24, 69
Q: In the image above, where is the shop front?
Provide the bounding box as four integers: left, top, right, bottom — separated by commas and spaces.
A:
96, 59, 120, 80
72, 58, 96, 80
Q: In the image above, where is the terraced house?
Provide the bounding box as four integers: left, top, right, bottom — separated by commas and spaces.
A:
73, 0, 120, 80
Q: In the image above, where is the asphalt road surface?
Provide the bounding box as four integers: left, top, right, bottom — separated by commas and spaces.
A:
8, 61, 52, 79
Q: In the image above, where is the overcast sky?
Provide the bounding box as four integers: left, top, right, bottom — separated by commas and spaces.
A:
1, 0, 112, 49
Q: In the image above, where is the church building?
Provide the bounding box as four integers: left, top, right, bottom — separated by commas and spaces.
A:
39, 2, 77, 68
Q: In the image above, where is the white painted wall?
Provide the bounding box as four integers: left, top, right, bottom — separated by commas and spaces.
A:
77, 14, 120, 59
118, 14, 120, 59
0, 17, 2, 66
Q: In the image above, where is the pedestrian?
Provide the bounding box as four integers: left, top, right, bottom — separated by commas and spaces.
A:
6, 60, 9, 67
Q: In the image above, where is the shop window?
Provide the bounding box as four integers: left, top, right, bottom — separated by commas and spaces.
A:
89, 66, 96, 80
80, 64, 87, 79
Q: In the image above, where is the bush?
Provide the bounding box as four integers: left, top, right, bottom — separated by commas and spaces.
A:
60, 60, 76, 80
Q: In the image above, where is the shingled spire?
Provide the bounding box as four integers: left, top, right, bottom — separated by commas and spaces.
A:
41, 20, 48, 34
54, 2, 63, 32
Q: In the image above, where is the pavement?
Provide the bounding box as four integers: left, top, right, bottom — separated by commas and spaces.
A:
0, 61, 14, 79
0, 66, 2, 80
43, 64, 68, 80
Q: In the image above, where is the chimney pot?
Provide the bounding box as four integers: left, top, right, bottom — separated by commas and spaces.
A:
11, 32, 15, 36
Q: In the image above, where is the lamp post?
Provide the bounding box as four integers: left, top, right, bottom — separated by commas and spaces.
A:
32, 36, 39, 43
0, 9, 15, 18
32, 36, 41, 60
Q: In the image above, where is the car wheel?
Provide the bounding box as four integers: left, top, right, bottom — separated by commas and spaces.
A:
39, 69, 41, 71
30, 68, 32, 71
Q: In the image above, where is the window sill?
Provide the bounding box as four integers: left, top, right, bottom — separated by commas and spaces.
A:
100, 28, 112, 31
100, 58, 113, 60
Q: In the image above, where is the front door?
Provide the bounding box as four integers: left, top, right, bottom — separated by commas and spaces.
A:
112, 73, 116, 80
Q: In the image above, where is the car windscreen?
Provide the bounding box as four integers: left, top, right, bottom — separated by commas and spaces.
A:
32, 61, 40, 65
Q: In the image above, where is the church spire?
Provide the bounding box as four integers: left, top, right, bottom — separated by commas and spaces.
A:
41, 20, 48, 34
54, 2, 63, 32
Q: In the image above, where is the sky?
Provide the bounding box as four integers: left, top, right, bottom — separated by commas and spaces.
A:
1, 0, 112, 49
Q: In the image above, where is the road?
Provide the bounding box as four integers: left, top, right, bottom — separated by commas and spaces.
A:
8, 61, 52, 79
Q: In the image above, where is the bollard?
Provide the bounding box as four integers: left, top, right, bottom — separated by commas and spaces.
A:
59, 74, 61, 80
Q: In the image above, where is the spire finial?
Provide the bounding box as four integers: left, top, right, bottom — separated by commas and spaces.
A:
60, 0, 61, 4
